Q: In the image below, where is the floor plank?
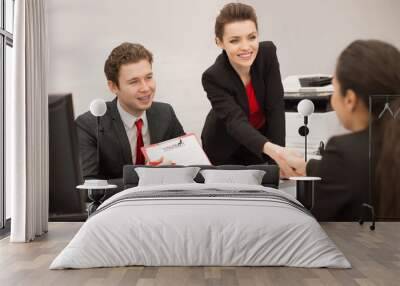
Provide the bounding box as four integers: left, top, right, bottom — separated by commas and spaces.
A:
0, 222, 399, 286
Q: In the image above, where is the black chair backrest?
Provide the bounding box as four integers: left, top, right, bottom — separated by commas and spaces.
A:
123, 164, 279, 189
49, 94, 87, 221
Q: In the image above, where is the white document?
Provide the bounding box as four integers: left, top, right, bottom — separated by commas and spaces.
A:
142, 133, 211, 165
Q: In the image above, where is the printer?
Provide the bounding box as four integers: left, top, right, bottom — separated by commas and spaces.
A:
282, 74, 347, 157
283, 74, 334, 94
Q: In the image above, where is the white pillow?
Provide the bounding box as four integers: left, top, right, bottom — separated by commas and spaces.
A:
200, 169, 266, 185
136, 167, 200, 186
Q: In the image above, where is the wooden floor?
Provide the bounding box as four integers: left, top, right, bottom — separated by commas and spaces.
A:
0, 222, 399, 286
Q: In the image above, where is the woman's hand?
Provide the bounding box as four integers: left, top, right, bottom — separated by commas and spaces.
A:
279, 150, 307, 176
263, 142, 302, 178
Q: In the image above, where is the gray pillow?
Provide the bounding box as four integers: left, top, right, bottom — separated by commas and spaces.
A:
200, 169, 266, 185
136, 167, 201, 186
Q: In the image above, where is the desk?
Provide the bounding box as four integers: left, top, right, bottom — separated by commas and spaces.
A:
76, 184, 117, 215
279, 179, 297, 198
280, 177, 321, 210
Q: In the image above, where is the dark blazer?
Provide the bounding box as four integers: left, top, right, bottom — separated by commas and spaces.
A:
307, 129, 371, 221
201, 41, 285, 165
76, 99, 185, 182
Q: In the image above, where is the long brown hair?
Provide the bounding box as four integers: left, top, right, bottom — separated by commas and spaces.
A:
376, 99, 400, 218
336, 39, 400, 218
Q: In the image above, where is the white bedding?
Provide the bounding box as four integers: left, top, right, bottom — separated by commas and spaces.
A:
50, 183, 351, 269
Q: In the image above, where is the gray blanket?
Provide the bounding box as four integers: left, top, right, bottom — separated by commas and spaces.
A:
92, 188, 310, 218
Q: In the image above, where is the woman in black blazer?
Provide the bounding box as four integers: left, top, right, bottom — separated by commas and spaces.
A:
283, 40, 400, 221
201, 3, 296, 176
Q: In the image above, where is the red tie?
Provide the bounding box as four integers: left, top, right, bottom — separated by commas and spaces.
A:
135, 119, 145, 165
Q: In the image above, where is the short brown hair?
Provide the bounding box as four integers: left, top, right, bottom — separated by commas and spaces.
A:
104, 42, 153, 86
215, 2, 258, 41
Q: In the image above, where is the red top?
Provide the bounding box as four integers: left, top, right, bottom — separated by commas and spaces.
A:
246, 81, 265, 129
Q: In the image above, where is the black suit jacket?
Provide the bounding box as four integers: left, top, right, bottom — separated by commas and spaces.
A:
76, 99, 185, 182
201, 41, 285, 165
307, 129, 372, 221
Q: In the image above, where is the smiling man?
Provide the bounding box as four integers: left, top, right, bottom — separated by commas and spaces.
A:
76, 42, 185, 184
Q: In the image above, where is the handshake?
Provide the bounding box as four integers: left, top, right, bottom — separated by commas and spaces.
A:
146, 142, 308, 178
263, 142, 307, 179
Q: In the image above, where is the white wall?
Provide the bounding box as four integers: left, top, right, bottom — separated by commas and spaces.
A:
46, 0, 400, 138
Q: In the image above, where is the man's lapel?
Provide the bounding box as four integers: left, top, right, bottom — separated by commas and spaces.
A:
146, 105, 161, 144
108, 99, 132, 164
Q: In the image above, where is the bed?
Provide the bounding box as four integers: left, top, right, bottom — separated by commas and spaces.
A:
50, 165, 350, 269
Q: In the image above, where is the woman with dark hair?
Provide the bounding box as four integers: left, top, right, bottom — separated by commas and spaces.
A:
201, 2, 297, 177
284, 39, 400, 221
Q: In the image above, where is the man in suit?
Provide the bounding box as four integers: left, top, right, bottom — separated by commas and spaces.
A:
76, 42, 185, 186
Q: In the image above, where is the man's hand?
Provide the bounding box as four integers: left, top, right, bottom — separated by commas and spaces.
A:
263, 142, 309, 178
277, 149, 307, 177
146, 156, 176, 166
263, 142, 301, 179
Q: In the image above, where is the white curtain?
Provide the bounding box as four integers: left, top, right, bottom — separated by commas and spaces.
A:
9, 0, 48, 242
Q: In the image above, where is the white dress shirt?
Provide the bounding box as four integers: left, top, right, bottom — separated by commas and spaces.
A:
117, 100, 151, 163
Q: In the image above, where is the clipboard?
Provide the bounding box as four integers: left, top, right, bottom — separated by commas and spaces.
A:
141, 133, 211, 165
